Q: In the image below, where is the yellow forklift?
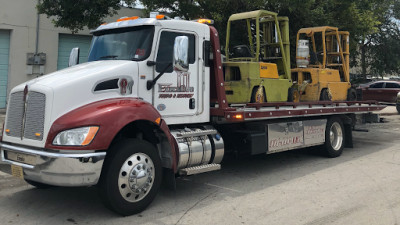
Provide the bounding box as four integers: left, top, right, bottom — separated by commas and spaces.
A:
223, 10, 292, 104
291, 26, 356, 101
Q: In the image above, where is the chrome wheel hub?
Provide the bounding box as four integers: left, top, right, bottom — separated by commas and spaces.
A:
118, 153, 155, 202
329, 122, 343, 151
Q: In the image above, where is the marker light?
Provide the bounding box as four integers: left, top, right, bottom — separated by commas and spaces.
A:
195, 19, 214, 25
117, 16, 139, 22
156, 15, 165, 20
233, 114, 243, 120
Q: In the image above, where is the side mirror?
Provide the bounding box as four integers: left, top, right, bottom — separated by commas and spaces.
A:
173, 36, 189, 72
68, 47, 80, 67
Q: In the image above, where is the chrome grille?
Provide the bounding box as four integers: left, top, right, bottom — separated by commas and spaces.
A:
5, 92, 24, 138
23, 92, 46, 140
5, 91, 46, 141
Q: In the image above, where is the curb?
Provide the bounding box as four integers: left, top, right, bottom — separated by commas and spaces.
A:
379, 113, 399, 116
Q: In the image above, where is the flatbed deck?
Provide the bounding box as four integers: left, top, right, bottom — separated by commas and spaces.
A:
208, 26, 385, 123
211, 101, 385, 122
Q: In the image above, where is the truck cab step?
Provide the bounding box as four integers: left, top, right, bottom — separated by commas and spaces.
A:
176, 129, 218, 138
179, 163, 221, 176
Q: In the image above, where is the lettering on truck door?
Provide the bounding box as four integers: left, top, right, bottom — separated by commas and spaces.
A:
153, 30, 199, 117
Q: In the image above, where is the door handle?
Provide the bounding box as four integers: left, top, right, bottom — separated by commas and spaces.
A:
189, 98, 195, 109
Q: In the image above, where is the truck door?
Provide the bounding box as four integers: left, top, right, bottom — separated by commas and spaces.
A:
153, 30, 199, 117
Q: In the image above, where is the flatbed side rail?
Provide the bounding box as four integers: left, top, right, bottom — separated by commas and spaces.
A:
210, 101, 385, 122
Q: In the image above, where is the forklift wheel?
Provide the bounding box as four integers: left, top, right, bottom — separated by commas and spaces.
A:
347, 88, 357, 101
320, 89, 331, 101
251, 86, 266, 103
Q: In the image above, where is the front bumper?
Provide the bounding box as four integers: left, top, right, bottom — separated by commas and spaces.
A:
0, 142, 106, 187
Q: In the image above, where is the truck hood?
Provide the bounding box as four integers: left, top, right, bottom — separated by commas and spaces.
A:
19, 61, 137, 89
12, 60, 140, 131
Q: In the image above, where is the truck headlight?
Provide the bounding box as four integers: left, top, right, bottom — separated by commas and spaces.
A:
53, 126, 99, 146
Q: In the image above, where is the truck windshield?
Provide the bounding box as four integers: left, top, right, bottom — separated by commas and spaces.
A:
88, 25, 154, 62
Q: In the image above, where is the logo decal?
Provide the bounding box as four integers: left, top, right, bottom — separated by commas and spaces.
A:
158, 71, 194, 99
120, 79, 128, 95
157, 104, 166, 111
118, 78, 133, 95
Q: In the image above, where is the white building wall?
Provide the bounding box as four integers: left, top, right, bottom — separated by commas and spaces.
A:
0, 0, 143, 107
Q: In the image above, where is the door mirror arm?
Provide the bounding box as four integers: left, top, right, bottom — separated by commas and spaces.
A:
146, 63, 172, 90
147, 61, 157, 66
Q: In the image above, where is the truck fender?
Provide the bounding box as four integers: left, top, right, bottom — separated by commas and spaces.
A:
45, 98, 178, 171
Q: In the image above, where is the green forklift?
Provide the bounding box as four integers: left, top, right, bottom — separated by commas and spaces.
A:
224, 10, 292, 103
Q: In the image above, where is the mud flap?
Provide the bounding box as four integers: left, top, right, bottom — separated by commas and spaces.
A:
344, 124, 353, 148
162, 168, 176, 191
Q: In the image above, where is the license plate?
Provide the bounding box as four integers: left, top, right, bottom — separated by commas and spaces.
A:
5, 151, 36, 165
11, 165, 24, 179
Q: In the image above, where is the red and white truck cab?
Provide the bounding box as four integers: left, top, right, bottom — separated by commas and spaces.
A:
0, 13, 384, 215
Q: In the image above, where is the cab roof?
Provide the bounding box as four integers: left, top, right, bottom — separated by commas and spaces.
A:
91, 18, 208, 34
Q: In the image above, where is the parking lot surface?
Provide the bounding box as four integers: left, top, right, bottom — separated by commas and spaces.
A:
1, 108, 400, 225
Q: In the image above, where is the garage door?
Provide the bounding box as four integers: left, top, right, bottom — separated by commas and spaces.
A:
0, 30, 10, 109
57, 34, 92, 70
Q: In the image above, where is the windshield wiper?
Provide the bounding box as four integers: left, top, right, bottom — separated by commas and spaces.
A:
99, 55, 118, 59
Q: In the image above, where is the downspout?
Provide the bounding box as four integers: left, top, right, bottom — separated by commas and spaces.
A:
35, 0, 40, 54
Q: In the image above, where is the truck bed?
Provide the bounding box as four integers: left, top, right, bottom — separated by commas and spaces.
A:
210, 101, 385, 122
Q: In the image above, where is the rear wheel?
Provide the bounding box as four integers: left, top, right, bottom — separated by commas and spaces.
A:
322, 117, 344, 158
397, 104, 400, 114
287, 88, 294, 102
347, 88, 357, 101
99, 139, 162, 216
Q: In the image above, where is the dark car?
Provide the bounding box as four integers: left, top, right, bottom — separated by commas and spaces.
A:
359, 81, 400, 103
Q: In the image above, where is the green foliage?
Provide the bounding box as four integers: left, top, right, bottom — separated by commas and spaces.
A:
37, 0, 135, 33
141, 0, 399, 76
37, 0, 400, 75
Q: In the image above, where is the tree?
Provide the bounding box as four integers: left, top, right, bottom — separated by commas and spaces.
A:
37, 0, 400, 76
37, 0, 135, 33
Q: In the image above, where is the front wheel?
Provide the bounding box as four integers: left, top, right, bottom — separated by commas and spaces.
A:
320, 89, 331, 101
322, 117, 344, 158
397, 104, 400, 114
99, 139, 162, 216
250, 86, 266, 103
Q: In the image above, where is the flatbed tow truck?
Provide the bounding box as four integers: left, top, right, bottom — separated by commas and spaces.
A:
0, 11, 384, 215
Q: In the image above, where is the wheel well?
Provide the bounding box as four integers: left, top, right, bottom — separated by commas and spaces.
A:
108, 120, 173, 169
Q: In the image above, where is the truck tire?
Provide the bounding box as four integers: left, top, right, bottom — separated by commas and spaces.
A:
322, 117, 344, 158
347, 88, 357, 101
99, 139, 162, 216
320, 89, 331, 101
24, 179, 54, 189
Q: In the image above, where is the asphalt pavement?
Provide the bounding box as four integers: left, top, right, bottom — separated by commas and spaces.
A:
0, 107, 400, 224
